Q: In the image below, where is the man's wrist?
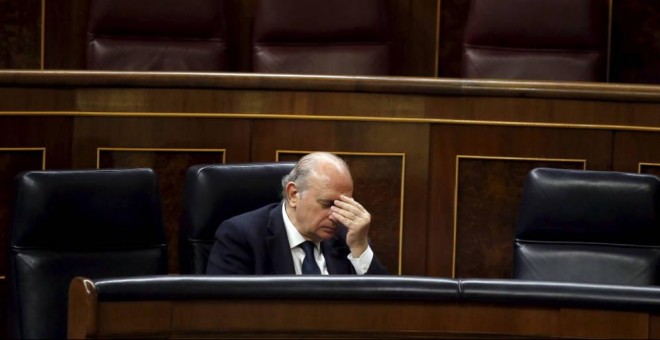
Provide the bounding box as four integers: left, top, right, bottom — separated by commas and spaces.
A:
349, 243, 368, 258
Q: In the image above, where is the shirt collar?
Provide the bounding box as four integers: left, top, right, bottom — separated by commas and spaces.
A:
281, 202, 308, 250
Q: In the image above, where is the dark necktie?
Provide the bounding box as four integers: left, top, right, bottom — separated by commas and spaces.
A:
300, 241, 321, 275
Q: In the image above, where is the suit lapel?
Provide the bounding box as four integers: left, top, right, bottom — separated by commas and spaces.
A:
265, 204, 295, 274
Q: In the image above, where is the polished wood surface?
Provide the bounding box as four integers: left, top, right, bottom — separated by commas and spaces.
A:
67, 277, 660, 339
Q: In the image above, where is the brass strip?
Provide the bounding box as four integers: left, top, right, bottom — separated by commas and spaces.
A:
276, 150, 406, 275
96, 147, 226, 169
451, 155, 587, 278
638, 162, 660, 174
4, 110, 660, 133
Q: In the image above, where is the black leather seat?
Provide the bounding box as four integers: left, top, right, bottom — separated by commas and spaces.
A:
179, 162, 295, 274
514, 167, 660, 285
6, 168, 168, 339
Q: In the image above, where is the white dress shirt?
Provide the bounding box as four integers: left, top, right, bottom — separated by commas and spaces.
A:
281, 203, 373, 275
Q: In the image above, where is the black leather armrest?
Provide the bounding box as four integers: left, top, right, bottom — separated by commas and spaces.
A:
460, 278, 660, 312
91, 275, 461, 301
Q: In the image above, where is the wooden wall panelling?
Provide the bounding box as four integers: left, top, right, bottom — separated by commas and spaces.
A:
420, 95, 660, 128
72, 116, 251, 273
437, 0, 470, 78
0, 0, 41, 69
454, 156, 584, 279
386, 0, 439, 77
427, 125, 613, 278
43, 0, 88, 70
610, 1, 660, 84
613, 131, 660, 175
251, 120, 429, 275
223, 0, 256, 72
73, 87, 434, 119
0, 87, 78, 111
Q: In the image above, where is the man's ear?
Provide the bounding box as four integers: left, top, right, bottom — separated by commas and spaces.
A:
286, 182, 299, 207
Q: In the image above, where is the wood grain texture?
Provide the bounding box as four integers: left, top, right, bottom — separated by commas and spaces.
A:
455, 158, 584, 279
437, 0, 470, 78
43, 0, 88, 69
0, 0, 41, 69
614, 131, 660, 173
72, 296, 657, 339
428, 125, 612, 278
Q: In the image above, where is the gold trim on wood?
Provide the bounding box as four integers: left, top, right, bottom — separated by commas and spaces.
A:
5, 110, 660, 133
638, 162, 660, 174
0, 147, 47, 169
451, 155, 587, 278
276, 150, 406, 275
96, 147, 226, 168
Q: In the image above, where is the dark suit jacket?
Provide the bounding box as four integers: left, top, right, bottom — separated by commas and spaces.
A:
206, 203, 389, 275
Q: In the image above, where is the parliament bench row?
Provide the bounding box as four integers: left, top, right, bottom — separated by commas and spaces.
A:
68, 275, 660, 339
9, 165, 660, 338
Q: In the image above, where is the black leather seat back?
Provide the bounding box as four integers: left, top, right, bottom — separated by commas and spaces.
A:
514, 168, 660, 285
7, 169, 168, 339
179, 163, 295, 274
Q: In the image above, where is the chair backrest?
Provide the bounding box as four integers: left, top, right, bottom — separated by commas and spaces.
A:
6, 168, 168, 339
179, 162, 295, 274
252, 0, 390, 75
462, 0, 609, 81
514, 168, 660, 285
86, 0, 228, 71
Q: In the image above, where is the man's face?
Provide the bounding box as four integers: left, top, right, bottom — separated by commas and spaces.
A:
286, 164, 353, 242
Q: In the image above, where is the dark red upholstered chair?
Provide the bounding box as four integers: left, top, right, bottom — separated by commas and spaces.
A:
252, 0, 391, 75
462, 0, 609, 81
86, 0, 228, 71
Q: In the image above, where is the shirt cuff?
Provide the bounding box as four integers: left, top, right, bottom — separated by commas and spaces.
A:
347, 246, 374, 275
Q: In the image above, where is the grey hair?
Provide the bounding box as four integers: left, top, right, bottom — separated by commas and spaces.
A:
281, 152, 349, 201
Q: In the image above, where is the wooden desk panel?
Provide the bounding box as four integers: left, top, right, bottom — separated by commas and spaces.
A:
2, 72, 660, 278
71, 298, 654, 339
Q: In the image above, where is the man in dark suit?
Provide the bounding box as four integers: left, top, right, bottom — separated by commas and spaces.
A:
206, 152, 388, 275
